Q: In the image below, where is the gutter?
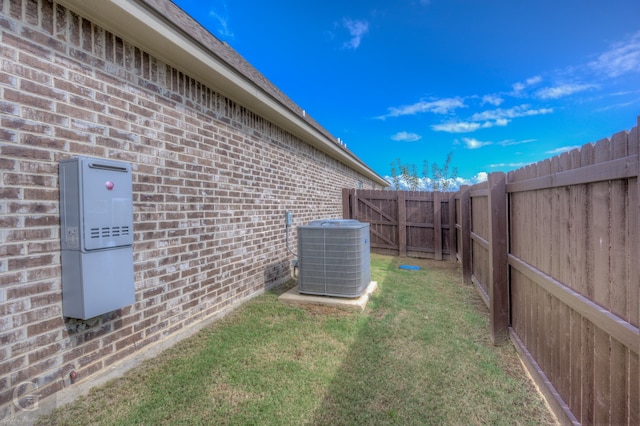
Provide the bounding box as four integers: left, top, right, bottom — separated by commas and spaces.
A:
56, 0, 389, 187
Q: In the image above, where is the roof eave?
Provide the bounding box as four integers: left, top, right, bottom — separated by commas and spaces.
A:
56, 0, 389, 187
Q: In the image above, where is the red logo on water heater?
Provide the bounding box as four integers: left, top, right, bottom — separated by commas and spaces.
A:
105, 181, 115, 190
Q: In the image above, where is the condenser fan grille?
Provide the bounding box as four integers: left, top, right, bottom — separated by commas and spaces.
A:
297, 219, 370, 298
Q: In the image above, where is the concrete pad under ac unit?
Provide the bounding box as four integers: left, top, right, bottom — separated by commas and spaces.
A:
278, 281, 377, 312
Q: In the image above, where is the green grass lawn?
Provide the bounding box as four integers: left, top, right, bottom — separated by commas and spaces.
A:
37, 254, 557, 425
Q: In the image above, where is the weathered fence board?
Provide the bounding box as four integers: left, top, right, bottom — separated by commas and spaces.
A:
454, 115, 640, 425
344, 116, 639, 425
342, 189, 454, 260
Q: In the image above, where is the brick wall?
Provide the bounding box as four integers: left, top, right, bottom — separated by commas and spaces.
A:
0, 0, 380, 419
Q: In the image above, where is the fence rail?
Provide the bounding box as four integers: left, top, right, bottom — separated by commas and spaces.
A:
346, 115, 640, 425
453, 116, 640, 426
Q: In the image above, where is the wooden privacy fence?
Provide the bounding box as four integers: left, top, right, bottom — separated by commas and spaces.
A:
342, 189, 456, 260
454, 117, 640, 426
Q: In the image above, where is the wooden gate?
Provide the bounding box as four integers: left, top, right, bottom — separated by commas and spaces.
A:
342, 189, 455, 260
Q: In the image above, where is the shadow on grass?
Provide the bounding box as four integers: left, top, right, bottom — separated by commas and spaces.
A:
310, 255, 556, 425
31, 255, 556, 425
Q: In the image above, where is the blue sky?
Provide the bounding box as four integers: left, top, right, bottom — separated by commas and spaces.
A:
172, 0, 640, 185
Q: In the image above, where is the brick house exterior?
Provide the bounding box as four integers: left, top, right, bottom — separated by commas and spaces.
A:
0, 0, 387, 420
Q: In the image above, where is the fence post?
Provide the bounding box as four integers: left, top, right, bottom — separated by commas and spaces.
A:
460, 185, 472, 284
634, 116, 640, 408
434, 192, 442, 261
448, 192, 456, 262
352, 189, 359, 220
398, 191, 407, 257
342, 188, 351, 219
488, 172, 508, 344
636, 116, 640, 416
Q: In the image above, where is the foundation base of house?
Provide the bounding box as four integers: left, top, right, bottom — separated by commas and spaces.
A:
278, 281, 377, 312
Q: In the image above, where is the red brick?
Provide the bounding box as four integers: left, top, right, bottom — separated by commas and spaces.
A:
54, 126, 93, 142
78, 344, 113, 368
0, 186, 20, 199
22, 107, 68, 126
0, 325, 26, 346
2, 116, 51, 134
55, 102, 96, 123
93, 26, 106, 58
3, 88, 53, 111
20, 27, 66, 54
69, 93, 106, 113
70, 118, 107, 135
54, 77, 93, 97
83, 323, 113, 344
26, 317, 62, 337
21, 51, 65, 77
28, 342, 62, 364
5, 225, 54, 242
76, 362, 104, 381
3, 172, 54, 187
23, 187, 58, 201
11, 330, 60, 356
2, 32, 51, 59
41, 0, 54, 34
67, 141, 106, 157
20, 134, 66, 151
0, 11, 16, 31
104, 343, 137, 368
29, 292, 62, 309
14, 306, 61, 329
62, 341, 100, 364
114, 331, 143, 351
25, 0, 38, 25
0, 355, 26, 376
10, 357, 60, 387
109, 128, 139, 142
20, 79, 66, 101
0, 69, 17, 88
0, 272, 25, 287
0, 242, 22, 257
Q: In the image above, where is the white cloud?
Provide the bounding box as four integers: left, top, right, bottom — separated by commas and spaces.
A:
489, 162, 530, 168
595, 99, 640, 112
498, 138, 536, 147
589, 31, 640, 77
342, 18, 369, 49
432, 121, 481, 133
491, 118, 510, 127
511, 75, 542, 95
436, 119, 506, 132
391, 131, 422, 142
469, 105, 553, 121
432, 105, 550, 133
471, 172, 488, 183
545, 146, 580, 155
511, 82, 525, 95
209, 5, 234, 39
535, 83, 597, 99
462, 137, 492, 149
526, 75, 543, 86
378, 97, 465, 119
481, 95, 503, 106
454, 172, 488, 187
386, 171, 489, 191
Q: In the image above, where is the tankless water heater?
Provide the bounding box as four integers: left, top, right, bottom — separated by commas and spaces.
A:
59, 156, 135, 319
